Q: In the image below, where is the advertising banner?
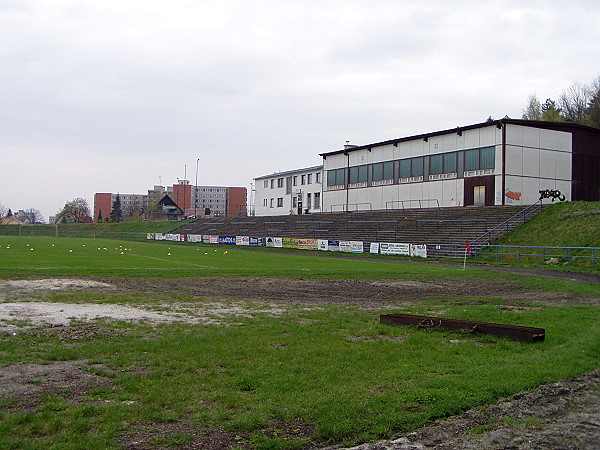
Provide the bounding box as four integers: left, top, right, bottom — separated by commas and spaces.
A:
317, 239, 328, 251
165, 234, 182, 242
339, 241, 352, 252
283, 238, 299, 249
266, 237, 283, 248
380, 242, 411, 256
298, 239, 318, 250
236, 236, 250, 246
369, 242, 380, 254
154, 233, 165, 241
202, 235, 211, 244
146, 233, 154, 240
410, 244, 428, 258
249, 237, 264, 246
219, 235, 236, 245
187, 234, 202, 243
327, 240, 340, 252
350, 241, 364, 253
209, 235, 219, 244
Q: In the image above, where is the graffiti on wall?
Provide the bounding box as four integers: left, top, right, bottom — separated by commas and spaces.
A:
539, 189, 566, 202
505, 191, 522, 201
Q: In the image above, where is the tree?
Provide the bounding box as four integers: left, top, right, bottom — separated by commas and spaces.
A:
521, 94, 542, 120
97, 209, 103, 222
559, 82, 589, 123
585, 76, 600, 128
0, 202, 6, 218
541, 98, 562, 122
20, 208, 44, 224
56, 198, 91, 223
110, 194, 123, 223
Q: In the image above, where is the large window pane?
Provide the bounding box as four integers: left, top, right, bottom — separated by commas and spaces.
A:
480, 147, 495, 169
383, 162, 394, 179
399, 159, 411, 178
443, 152, 457, 173
430, 154, 443, 174
464, 149, 479, 171
412, 157, 423, 176
372, 163, 383, 181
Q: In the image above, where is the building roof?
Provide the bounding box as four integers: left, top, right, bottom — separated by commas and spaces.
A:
254, 165, 323, 181
319, 118, 600, 157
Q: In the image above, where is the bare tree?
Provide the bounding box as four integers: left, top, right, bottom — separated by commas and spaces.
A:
0, 202, 7, 218
585, 75, 600, 128
20, 208, 44, 224
559, 82, 590, 123
56, 198, 91, 223
522, 94, 542, 121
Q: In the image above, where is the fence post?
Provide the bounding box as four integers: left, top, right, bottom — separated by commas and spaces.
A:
496, 246, 499, 262
567, 248, 572, 266
542, 247, 546, 264
518, 246, 521, 263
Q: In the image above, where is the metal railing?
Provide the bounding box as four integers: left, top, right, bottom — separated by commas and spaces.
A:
470, 201, 543, 246
415, 218, 488, 232
330, 203, 372, 212
386, 199, 440, 209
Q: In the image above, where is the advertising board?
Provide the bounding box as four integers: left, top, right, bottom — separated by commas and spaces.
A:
266, 237, 283, 248
350, 241, 364, 253
219, 236, 236, 245
236, 236, 250, 246
298, 239, 318, 250
187, 234, 203, 243
249, 237, 264, 246
339, 241, 352, 252
208, 235, 219, 244
369, 242, 380, 254
317, 239, 328, 251
410, 244, 428, 258
380, 242, 411, 256
282, 238, 299, 249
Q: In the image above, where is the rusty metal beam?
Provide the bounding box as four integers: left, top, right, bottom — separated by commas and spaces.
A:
380, 313, 545, 342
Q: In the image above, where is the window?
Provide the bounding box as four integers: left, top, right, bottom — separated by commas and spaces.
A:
307, 193, 311, 209
481, 147, 495, 169
293, 176, 298, 186
301, 175, 306, 185
443, 152, 457, 173
316, 172, 321, 183
277, 178, 284, 188
307, 173, 312, 184
372, 161, 394, 181
277, 197, 283, 207
314, 192, 321, 209
349, 165, 368, 184
270, 198, 274, 208
327, 168, 346, 186
292, 197, 297, 208
399, 159, 411, 178
465, 147, 495, 171
429, 154, 443, 175
270, 179, 274, 189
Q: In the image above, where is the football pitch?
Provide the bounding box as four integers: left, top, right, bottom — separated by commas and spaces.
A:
0, 236, 598, 449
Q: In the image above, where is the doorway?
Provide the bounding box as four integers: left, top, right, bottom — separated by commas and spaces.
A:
474, 185, 486, 206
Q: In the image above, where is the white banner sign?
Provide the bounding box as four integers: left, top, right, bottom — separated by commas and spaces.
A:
350, 241, 364, 253
369, 242, 380, 254
380, 242, 411, 256
410, 244, 428, 258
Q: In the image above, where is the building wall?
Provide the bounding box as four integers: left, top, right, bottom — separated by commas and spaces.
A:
320, 121, 593, 212
254, 166, 323, 216
227, 187, 247, 217
94, 193, 113, 222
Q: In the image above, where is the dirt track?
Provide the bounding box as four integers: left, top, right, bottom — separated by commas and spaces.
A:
0, 275, 599, 449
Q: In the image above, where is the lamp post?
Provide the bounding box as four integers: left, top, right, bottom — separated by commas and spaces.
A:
195, 158, 199, 218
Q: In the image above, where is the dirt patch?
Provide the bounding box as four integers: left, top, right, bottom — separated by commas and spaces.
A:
344, 370, 600, 450
0, 360, 116, 411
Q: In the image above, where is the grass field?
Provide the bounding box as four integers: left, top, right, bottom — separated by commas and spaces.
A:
0, 236, 599, 449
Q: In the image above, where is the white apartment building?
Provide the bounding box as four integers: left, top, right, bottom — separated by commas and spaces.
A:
253, 166, 323, 216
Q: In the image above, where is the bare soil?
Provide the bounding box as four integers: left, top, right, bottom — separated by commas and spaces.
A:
0, 275, 598, 449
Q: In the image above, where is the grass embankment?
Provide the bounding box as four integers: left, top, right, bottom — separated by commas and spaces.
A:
0, 236, 599, 448
473, 201, 600, 268
0, 220, 188, 240
499, 201, 600, 248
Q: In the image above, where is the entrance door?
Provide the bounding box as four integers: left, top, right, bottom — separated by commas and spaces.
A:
474, 185, 486, 206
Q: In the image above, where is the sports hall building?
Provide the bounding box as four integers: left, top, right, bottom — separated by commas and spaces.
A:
319, 119, 600, 211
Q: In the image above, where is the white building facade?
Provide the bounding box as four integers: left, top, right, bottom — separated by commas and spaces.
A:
253, 166, 323, 216
320, 119, 600, 211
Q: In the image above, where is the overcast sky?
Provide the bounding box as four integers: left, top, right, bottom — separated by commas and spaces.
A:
1, 0, 599, 221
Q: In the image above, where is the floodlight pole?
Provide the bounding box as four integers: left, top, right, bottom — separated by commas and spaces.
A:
195, 158, 200, 218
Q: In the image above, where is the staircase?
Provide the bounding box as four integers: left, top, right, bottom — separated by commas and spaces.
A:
175, 205, 533, 251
